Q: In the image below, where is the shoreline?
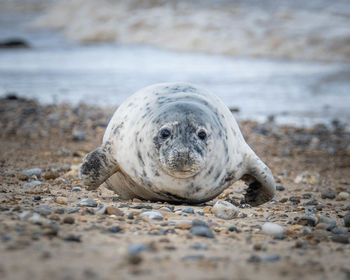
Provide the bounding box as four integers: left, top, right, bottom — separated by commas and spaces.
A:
0, 96, 350, 279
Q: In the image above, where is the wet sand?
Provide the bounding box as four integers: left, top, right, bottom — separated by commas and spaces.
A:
0, 96, 349, 280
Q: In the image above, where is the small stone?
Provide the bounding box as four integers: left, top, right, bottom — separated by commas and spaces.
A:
279, 198, 288, 203
23, 180, 43, 187
190, 226, 214, 238
95, 205, 107, 215
72, 131, 86, 141
331, 227, 349, 235
319, 216, 337, 231
48, 214, 60, 221
211, 200, 239, 220
159, 207, 172, 212
302, 193, 312, 199
304, 200, 318, 206
203, 206, 212, 214
262, 222, 284, 236
228, 226, 238, 232
336, 192, 350, 201
189, 242, 208, 250
140, 211, 163, 221
129, 243, 147, 255
63, 234, 81, 242
247, 255, 261, 263
294, 171, 320, 184
263, 255, 280, 262
289, 196, 300, 204
344, 212, 350, 227
105, 206, 123, 216
181, 255, 204, 261
56, 197, 68, 205
21, 168, 42, 179
33, 196, 41, 201
71, 186, 82, 192
182, 208, 195, 214
331, 234, 349, 244
298, 214, 318, 227
63, 216, 75, 224
77, 198, 98, 207
192, 219, 209, 228
35, 205, 53, 216
107, 226, 122, 233
44, 170, 60, 180
175, 221, 192, 230
321, 189, 336, 199
276, 185, 285, 191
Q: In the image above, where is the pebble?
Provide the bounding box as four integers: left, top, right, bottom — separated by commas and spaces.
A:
319, 216, 337, 231
107, 226, 122, 233
298, 214, 318, 227
192, 219, 209, 228
181, 255, 204, 261
189, 242, 208, 250
72, 131, 86, 141
321, 189, 336, 199
63, 216, 75, 224
106, 206, 123, 216
71, 186, 82, 192
190, 226, 214, 238
211, 200, 239, 220
331, 234, 349, 244
95, 205, 107, 215
294, 171, 320, 184
203, 206, 212, 214
175, 221, 192, 230
304, 200, 318, 206
262, 222, 284, 236
140, 211, 163, 221
43, 170, 60, 180
56, 197, 68, 205
159, 206, 172, 212
263, 255, 280, 263
247, 255, 261, 263
35, 205, 53, 216
228, 226, 238, 232
63, 234, 81, 242
344, 212, 350, 227
336, 192, 349, 201
331, 227, 349, 235
182, 208, 195, 214
23, 180, 43, 187
129, 243, 147, 255
21, 168, 42, 178
77, 198, 98, 207
276, 185, 285, 191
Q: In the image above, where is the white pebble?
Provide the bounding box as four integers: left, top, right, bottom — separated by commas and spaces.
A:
140, 211, 163, 220
211, 200, 239, 220
262, 222, 284, 236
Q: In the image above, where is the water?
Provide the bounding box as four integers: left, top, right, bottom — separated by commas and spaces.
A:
1, 3, 350, 128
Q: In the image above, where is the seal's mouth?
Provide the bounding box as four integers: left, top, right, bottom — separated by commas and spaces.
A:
163, 166, 201, 179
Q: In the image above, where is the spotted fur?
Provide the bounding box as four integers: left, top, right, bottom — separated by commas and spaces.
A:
79, 83, 276, 205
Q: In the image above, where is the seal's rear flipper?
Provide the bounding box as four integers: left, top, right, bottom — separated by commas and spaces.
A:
79, 142, 119, 190
241, 151, 276, 206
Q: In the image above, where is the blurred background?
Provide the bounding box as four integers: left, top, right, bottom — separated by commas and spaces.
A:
0, 0, 349, 127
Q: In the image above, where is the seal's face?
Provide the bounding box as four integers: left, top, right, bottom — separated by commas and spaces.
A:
153, 102, 211, 179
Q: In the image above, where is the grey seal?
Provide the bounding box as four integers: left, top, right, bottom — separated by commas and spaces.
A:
79, 82, 276, 205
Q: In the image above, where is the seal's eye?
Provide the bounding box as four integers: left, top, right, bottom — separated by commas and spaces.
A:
197, 130, 207, 140
160, 128, 171, 139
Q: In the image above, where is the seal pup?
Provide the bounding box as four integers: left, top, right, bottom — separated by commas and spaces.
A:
80, 82, 276, 206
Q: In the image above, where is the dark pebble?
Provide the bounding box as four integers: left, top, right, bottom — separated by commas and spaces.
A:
107, 226, 122, 233
302, 193, 312, 199
190, 226, 214, 238
33, 196, 41, 201
344, 212, 350, 227
0, 38, 30, 49
304, 200, 318, 206
279, 198, 288, 203
331, 227, 349, 235
247, 255, 261, 263
321, 189, 336, 199
263, 255, 280, 262
298, 215, 318, 227
63, 234, 81, 242
63, 216, 75, 224
276, 185, 285, 191
228, 226, 238, 232
289, 197, 300, 204
182, 208, 195, 214
77, 198, 98, 207
331, 234, 349, 244
192, 219, 209, 228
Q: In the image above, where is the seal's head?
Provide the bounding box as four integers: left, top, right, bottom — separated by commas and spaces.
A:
153, 102, 213, 179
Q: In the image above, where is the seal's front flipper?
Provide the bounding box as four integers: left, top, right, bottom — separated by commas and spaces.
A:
79, 142, 119, 190
241, 149, 276, 206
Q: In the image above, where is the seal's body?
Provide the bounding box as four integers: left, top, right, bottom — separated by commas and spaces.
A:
80, 83, 276, 205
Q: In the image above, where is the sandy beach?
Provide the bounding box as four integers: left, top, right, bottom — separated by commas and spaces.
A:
0, 96, 349, 280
